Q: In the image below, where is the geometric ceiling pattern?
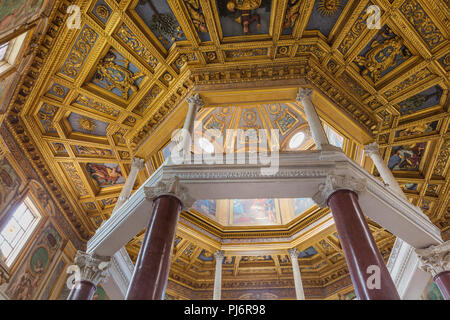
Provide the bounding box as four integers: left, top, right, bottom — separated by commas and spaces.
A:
3, 0, 449, 299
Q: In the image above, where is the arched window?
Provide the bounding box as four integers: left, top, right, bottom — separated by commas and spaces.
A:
0, 196, 41, 267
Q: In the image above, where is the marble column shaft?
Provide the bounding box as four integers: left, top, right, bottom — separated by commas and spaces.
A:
364, 142, 407, 200
288, 248, 305, 300
213, 250, 225, 300
296, 88, 331, 150
314, 175, 400, 300
125, 177, 193, 300
112, 157, 145, 214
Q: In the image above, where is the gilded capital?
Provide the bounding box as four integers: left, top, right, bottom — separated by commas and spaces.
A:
313, 174, 366, 208
296, 87, 313, 102
186, 93, 204, 110
73, 251, 110, 285
364, 142, 381, 158
131, 157, 145, 170
214, 250, 225, 262
144, 176, 195, 208
415, 241, 450, 277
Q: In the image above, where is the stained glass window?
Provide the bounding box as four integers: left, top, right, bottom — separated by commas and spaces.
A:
0, 197, 41, 266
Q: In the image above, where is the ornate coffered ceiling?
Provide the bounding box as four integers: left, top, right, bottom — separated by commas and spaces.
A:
2, 0, 449, 298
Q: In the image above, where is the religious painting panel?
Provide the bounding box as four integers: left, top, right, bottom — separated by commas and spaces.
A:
0, 158, 21, 217
231, 198, 278, 225
86, 163, 124, 188
0, 0, 46, 37
293, 198, 315, 215
395, 120, 438, 138
192, 199, 217, 218
388, 142, 427, 171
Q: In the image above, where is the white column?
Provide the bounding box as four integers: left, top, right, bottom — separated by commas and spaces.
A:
182, 93, 204, 155
213, 250, 225, 300
112, 157, 145, 215
364, 142, 407, 200
296, 88, 335, 151
288, 248, 305, 300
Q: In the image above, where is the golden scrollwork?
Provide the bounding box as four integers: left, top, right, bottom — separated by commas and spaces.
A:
61, 26, 98, 78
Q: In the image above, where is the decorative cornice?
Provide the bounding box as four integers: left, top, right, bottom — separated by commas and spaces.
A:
313, 174, 366, 208
144, 176, 195, 208
73, 250, 111, 285
415, 241, 450, 277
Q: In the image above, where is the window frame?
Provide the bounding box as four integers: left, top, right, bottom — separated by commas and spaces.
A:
0, 195, 42, 268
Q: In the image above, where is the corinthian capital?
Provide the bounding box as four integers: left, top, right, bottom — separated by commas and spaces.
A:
214, 250, 225, 262
364, 142, 381, 158
415, 241, 450, 277
144, 176, 195, 208
296, 88, 313, 102
313, 174, 366, 208
186, 93, 204, 110
73, 251, 110, 285
131, 157, 145, 170
288, 248, 299, 259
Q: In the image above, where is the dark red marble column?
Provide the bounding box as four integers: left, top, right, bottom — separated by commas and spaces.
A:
67, 280, 96, 300
434, 271, 450, 300
327, 190, 400, 300
126, 195, 182, 300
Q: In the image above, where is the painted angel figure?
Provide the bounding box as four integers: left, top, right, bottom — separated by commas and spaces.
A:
226, 0, 262, 35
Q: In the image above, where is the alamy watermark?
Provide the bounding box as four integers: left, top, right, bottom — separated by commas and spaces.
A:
366, 265, 381, 290
66, 5, 81, 30
366, 5, 381, 30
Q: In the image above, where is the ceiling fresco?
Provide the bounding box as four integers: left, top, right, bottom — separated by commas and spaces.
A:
2, 0, 449, 298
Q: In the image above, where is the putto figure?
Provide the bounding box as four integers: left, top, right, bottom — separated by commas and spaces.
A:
226, 0, 262, 35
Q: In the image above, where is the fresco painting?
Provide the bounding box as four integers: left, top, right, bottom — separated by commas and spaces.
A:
6, 224, 62, 300
232, 199, 277, 225
86, 163, 124, 187
0, 0, 44, 35
0, 158, 21, 216
293, 198, 315, 215
192, 199, 216, 217
395, 121, 438, 138
388, 142, 426, 171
